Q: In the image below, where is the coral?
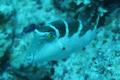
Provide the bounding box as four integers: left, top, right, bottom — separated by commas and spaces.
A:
0, 4, 14, 25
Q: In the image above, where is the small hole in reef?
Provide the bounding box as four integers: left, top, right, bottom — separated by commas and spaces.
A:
62, 47, 66, 50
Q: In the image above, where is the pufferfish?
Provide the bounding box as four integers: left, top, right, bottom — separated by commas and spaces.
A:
18, 16, 100, 67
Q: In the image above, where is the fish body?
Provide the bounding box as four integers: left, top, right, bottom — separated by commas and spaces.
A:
16, 17, 99, 67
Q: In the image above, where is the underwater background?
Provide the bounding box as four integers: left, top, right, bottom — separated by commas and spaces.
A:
0, 0, 120, 80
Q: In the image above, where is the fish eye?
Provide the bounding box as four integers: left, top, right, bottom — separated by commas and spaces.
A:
47, 32, 55, 40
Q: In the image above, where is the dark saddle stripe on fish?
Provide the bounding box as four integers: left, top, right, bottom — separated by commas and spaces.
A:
65, 18, 80, 37
50, 18, 80, 38
50, 20, 66, 38
38, 25, 55, 33
23, 17, 98, 39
